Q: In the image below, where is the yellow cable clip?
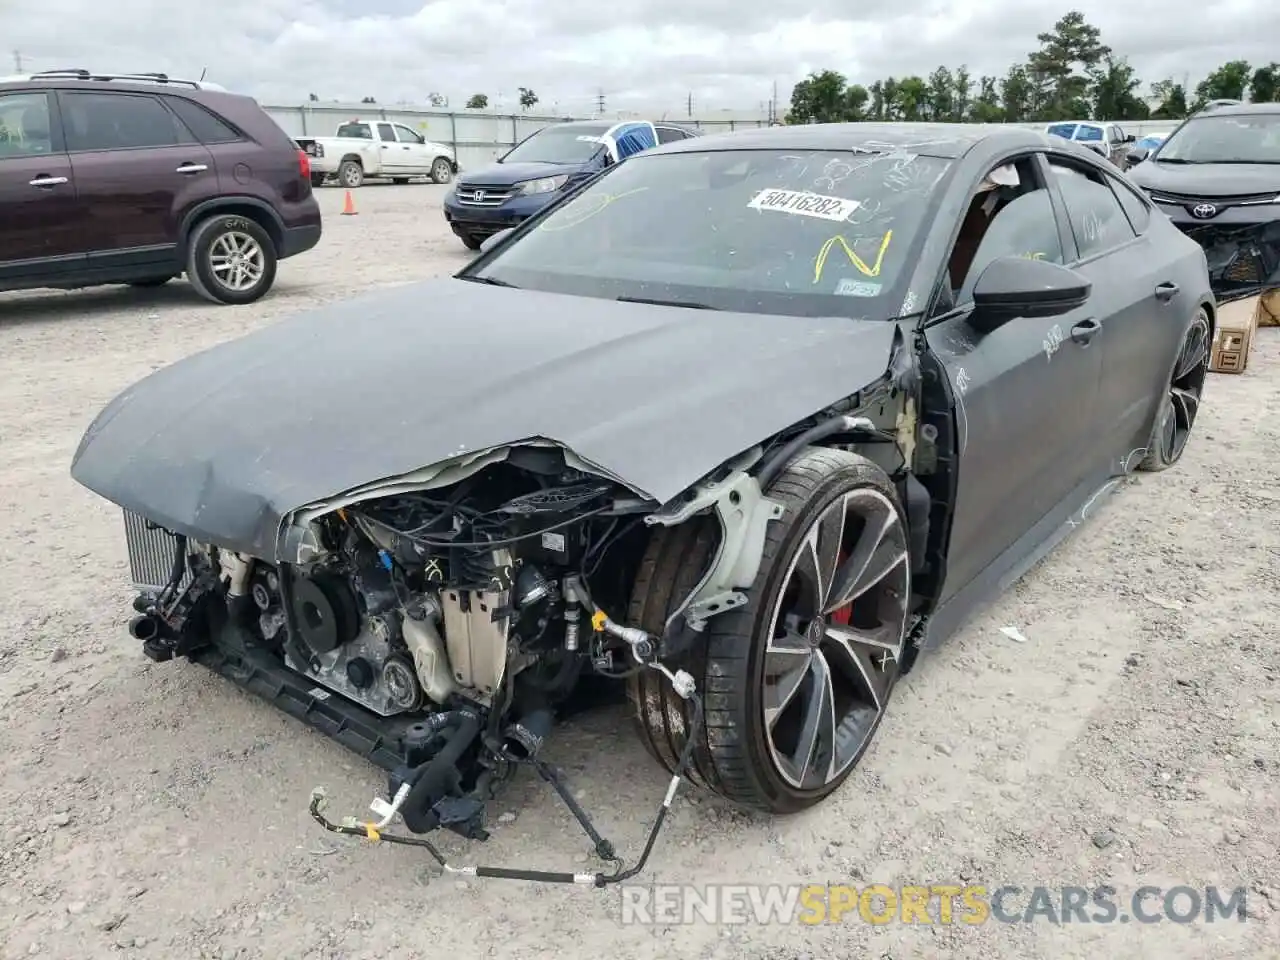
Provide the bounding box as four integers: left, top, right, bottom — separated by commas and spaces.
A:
364, 822, 381, 842
591, 610, 608, 632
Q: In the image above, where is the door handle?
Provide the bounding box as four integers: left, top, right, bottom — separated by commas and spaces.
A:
29, 175, 68, 187
176, 163, 207, 174
381, 144, 390, 149
1154, 281, 1179, 302
1070, 318, 1102, 344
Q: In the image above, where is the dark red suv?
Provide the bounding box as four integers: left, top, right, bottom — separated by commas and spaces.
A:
0, 70, 322, 305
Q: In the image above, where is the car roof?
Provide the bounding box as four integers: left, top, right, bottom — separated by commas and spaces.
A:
648, 121, 1048, 159
1193, 101, 1280, 117
0, 71, 227, 94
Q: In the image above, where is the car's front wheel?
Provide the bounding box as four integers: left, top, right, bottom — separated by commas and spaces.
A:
185, 214, 278, 306
1137, 306, 1211, 472
627, 447, 911, 813
431, 157, 454, 184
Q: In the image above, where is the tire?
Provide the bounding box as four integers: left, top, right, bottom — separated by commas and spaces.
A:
459, 233, 483, 251
392, 177, 410, 185
338, 159, 364, 188
627, 446, 912, 813
128, 276, 174, 288
430, 157, 454, 184
1137, 306, 1211, 472
184, 214, 278, 306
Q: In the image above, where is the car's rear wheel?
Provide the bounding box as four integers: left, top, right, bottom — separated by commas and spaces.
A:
338, 159, 364, 188
1137, 307, 1210, 472
185, 214, 278, 306
431, 158, 453, 184
627, 447, 911, 812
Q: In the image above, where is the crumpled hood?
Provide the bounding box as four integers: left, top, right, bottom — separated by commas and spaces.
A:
1129, 160, 1280, 197
70, 278, 900, 561
457, 161, 582, 187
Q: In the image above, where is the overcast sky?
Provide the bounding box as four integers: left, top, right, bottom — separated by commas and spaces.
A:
3, 1, 1277, 115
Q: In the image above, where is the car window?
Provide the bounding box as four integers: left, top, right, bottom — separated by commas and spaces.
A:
394, 124, 424, 144
164, 96, 241, 143
60, 92, 194, 151
336, 122, 373, 139
501, 126, 611, 164
1048, 157, 1136, 258
655, 126, 688, 144
1076, 125, 1103, 142
0, 92, 54, 157
1108, 174, 1152, 233
1155, 112, 1280, 164
376, 122, 396, 142
468, 147, 953, 316
957, 189, 1065, 304
1046, 123, 1077, 139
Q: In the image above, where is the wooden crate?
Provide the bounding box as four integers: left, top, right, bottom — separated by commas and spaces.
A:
1210, 295, 1261, 373
1260, 288, 1280, 327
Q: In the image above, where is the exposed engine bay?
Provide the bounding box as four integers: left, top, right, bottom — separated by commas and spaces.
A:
122, 441, 783, 883
1183, 220, 1280, 298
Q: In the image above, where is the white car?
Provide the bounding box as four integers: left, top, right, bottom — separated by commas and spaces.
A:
296, 119, 457, 188
1043, 121, 1134, 166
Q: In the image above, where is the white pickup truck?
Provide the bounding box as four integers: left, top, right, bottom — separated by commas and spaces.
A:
296, 119, 458, 188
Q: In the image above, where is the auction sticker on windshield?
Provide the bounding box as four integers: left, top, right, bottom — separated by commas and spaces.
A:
748, 189, 860, 222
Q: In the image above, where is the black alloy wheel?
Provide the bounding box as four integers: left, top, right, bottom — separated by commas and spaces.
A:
628, 447, 912, 812
1139, 307, 1210, 471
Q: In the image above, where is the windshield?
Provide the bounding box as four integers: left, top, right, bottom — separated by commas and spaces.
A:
1155, 114, 1280, 164
1047, 123, 1078, 139
1137, 135, 1164, 149
502, 126, 610, 164
464, 148, 953, 316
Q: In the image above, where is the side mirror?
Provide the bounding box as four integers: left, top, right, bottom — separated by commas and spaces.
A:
478, 228, 514, 254
970, 256, 1091, 332
1125, 133, 1137, 142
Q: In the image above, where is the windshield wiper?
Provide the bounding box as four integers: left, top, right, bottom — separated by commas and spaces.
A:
459, 275, 517, 287
1155, 157, 1193, 164
1209, 159, 1280, 164
616, 296, 719, 310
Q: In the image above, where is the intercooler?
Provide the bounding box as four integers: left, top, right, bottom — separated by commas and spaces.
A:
122, 508, 192, 592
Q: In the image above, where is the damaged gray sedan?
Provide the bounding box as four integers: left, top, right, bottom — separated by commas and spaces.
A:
70, 122, 1215, 885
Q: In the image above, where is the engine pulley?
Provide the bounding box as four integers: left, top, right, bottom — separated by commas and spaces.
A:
290, 573, 360, 655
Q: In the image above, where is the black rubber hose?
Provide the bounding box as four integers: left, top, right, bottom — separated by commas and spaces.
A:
755, 415, 879, 490
400, 710, 483, 833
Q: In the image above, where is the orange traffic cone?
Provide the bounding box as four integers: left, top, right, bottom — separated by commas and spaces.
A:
341, 190, 357, 215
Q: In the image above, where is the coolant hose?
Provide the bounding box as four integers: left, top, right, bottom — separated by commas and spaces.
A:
399, 709, 483, 833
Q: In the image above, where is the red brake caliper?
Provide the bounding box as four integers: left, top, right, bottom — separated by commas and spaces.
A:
829, 548, 852, 626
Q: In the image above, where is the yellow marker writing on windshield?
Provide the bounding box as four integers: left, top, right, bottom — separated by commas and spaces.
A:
539, 187, 649, 231
812, 230, 893, 284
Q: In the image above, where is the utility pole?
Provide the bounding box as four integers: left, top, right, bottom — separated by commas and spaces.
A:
596, 89, 606, 116
687, 92, 692, 117
12, 50, 23, 72
771, 80, 778, 124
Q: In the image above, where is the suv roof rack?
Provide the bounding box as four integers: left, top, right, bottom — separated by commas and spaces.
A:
22, 69, 206, 89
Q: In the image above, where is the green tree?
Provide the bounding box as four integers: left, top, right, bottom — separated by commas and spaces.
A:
952, 66, 974, 121
868, 80, 885, 120
1249, 63, 1280, 102
1025, 10, 1111, 119
845, 84, 870, 120
926, 66, 955, 121
465, 93, 488, 109
1149, 79, 1188, 119
517, 87, 538, 110
999, 64, 1034, 122
1091, 55, 1146, 120
1192, 60, 1251, 109
970, 76, 1004, 122
786, 70, 852, 123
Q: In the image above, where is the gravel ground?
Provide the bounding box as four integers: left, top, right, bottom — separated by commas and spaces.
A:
1, 184, 1277, 960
